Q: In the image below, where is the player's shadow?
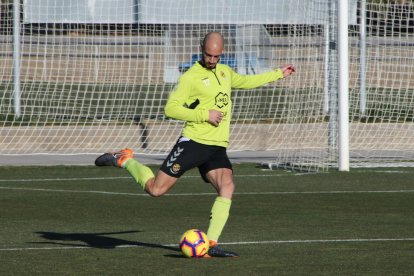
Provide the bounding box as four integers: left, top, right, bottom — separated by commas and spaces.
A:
31, 230, 181, 255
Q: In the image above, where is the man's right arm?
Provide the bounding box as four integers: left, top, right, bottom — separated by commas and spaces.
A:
164, 76, 209, 123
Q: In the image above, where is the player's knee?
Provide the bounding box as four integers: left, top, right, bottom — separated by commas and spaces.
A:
144, 178, 166, 197
146, 187, 165, 197
148, 191, 163, 197
145, 183, 168, 197
145, 171, 178, 197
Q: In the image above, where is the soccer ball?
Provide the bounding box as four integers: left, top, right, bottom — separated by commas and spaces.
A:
179, 229, 209, 258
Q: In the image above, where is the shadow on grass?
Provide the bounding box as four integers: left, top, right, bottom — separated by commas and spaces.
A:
31, 230, 181, 255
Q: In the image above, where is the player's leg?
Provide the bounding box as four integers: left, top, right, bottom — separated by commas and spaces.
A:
147, 137, 221, 196
204, 168, 238, 257
95, 137, 201, 197
123, 158, 181, 197
198, 149, 239, 257
205, 167, 235, 242
94, 148, 178, 196
143, 170, 178, 197
205, 167, 235, 199
204, 167, 234, 240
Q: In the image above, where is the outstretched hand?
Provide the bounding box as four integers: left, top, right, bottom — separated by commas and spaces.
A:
280, 64, 296, 78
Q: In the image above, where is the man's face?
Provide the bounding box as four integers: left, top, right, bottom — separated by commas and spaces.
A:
201, 34, 224, 69
202, 49, 222, 69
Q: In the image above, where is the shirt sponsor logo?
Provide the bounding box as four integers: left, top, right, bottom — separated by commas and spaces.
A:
215, 92, 229, 108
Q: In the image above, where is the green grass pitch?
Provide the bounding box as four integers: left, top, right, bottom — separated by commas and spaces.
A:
1, 164, 414, 275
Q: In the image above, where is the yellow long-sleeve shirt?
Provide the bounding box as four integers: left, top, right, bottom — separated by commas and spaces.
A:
165, 61, 284, 147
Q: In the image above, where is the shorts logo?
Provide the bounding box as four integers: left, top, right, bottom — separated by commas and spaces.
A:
170, 163, 181, 174
178, 137, 190, 143
166, 146, 184, 167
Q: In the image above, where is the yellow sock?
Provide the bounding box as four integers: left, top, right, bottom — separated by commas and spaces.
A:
124, 158, 154, 190
207, 196, 232, 243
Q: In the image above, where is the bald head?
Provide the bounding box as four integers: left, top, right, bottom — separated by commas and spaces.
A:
202, 32, 224, 51
200, 32, 224, 69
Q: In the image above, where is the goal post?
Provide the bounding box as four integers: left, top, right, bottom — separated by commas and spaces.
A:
12, 0, 21, 117
338, 0, 350, 171
1, 0, 414, 170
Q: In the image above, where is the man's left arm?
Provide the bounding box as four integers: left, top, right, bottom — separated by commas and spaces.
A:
231, 64, 295, 89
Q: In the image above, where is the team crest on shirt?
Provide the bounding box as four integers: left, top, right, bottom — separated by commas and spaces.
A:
220, 71, 226, 79
202, 78, 210, 86
170, 163, 181, 174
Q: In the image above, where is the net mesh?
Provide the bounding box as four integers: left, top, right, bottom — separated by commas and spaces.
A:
0, 0, 413, 170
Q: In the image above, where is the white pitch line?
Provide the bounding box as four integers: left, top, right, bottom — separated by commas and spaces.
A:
0, 245, 92, 251
0, 177, 131, 182
0, 174, 289, 183
0, 186, 146, 196
0, 169, 412, 183
219, 237, 414, 245
1, 237, 414, 252
1, 186, 414, 197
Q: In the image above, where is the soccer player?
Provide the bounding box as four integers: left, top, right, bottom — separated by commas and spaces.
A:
95, 32, 295, 257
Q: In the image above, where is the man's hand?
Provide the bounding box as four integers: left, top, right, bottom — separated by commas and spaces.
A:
208, 110, 223, 127
280, 64, 296, 78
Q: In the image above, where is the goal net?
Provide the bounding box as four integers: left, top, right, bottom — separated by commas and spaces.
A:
0, 0, 413, 170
